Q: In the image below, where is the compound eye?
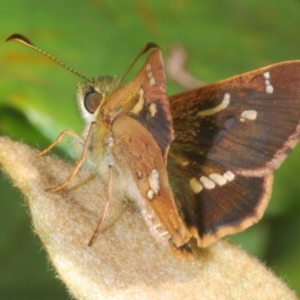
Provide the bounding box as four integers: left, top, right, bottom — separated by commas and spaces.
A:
84, 92, 103, 113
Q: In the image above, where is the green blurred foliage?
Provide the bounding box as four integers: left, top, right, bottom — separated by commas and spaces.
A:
0, 0, 300, 298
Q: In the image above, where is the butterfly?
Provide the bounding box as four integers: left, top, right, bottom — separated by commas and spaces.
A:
6, 34, 300, 257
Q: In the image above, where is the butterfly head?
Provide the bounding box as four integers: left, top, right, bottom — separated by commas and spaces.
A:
76, 75, 122, 125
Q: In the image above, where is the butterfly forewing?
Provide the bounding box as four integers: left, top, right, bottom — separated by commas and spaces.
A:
104, 47, 173, 161
170, 61, 300, 175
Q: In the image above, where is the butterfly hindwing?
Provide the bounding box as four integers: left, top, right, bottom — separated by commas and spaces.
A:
167, 156, 273, 247
112, 114, 191, 249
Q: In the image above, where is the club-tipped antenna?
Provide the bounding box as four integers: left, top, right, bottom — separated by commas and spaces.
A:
118, 42, 159, 84
6, 33, 92, 82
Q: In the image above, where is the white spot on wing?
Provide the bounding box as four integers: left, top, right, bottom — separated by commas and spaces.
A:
263, 71, 273, 94
149, 103, 157, 117
189, 178, 203, 194
197, 93, 230, 117
263, 72, 270, 79
209, 173, 227, 186
266, 85, 274, 94
148, 169, 160, 194
147, 64, 156, 86
240, 110, 258, 122
223, 171, 235, 181
200, 176, 216, 189
132, 88, 145, 114
147, 189, 154, 199
150, 77, 156, 86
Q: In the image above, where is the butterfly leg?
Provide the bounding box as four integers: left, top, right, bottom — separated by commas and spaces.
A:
88, 166, 113, 247
36, 129, 85, 157
41, 124, 95, 192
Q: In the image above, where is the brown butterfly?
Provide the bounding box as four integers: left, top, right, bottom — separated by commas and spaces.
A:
6, 34, 300, 257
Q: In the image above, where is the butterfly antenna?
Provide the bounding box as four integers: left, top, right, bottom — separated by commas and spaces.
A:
6, 33, 92, 82
118, 42, 159, 83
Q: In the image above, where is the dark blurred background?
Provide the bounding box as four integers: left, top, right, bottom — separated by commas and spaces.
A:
1, 1, 300, 299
